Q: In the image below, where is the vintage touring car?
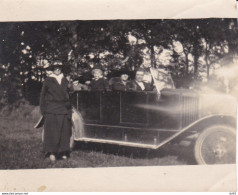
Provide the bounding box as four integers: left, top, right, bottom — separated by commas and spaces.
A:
36, 69, 237, 165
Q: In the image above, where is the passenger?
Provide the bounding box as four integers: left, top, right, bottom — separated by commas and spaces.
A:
103, 70, 109, 79
111, 71, 129, 91
72, 78, 89, 91
127, 68, 152, 91
43, 64, 53, 77
141, 64, 153, 84
90, 67, 110, 91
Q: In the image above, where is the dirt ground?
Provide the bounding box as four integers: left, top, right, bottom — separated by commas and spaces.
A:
0, 113, 197, 170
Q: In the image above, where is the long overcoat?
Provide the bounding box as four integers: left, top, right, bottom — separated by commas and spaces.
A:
40, 77, 72, 153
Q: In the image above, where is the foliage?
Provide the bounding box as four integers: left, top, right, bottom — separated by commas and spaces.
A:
0, 19, 238, 103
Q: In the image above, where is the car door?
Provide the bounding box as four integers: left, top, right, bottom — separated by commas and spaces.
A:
100, 91, 121, 124
120, 91, 148, 127
72, 91, 101, 123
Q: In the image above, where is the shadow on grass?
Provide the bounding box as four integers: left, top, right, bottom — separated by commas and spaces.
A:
0, 116, 194, 169
73, 141, 197, 165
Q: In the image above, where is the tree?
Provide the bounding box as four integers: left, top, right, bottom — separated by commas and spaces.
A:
1, 19, 238, 103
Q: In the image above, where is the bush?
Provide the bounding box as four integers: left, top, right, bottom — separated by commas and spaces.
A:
0, 98, 40, 120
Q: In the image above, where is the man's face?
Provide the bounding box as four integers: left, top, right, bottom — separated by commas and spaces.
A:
121, 74, 128, 81
53, 67, 62, 76
135, 71, 144, 82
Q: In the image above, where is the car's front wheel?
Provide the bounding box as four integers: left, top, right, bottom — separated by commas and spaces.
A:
194, 125, 236, 165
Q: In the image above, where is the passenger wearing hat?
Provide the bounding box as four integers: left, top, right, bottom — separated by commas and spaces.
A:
43, 64, 53, 77
40, 61, 73, 162
90, 66, 110, 91
111, 70, 130, 91
72, 78, 89, 91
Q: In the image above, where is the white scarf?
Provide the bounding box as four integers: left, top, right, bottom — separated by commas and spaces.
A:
50, 73, 64, 85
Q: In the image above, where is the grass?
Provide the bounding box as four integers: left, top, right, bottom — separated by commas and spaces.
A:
0, 109, 195, 169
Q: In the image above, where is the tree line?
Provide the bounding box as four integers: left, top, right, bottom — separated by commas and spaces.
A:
0, 18, 237, 104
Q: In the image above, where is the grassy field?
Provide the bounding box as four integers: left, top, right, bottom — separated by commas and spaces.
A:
0, 113, 196, 169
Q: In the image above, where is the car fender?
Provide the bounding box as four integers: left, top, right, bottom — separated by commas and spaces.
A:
72, 107, 85, 139
184, 114, 236, 133
152, 114, 236, 149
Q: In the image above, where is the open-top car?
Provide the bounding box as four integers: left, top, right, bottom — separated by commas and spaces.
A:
36, 68, 237, 165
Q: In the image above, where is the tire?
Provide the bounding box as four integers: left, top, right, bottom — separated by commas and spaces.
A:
194, 125, 236, 165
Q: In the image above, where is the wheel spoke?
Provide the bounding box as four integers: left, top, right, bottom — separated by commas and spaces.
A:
194, 126, 236, 165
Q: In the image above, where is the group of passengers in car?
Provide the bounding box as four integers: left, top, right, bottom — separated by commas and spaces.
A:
71, 66, 154, 92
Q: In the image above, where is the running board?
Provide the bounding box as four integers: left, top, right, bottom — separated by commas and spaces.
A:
74, 137, 157, 149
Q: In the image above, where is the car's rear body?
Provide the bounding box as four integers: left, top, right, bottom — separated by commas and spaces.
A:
71, 89, 237, 149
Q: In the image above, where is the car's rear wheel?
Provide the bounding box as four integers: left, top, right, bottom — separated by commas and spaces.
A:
194, 125, 236, 165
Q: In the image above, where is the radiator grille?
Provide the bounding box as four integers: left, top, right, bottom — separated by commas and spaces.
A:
182, 95, 199, 127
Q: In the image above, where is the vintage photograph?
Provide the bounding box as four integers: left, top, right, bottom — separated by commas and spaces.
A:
0, 18, 237, 169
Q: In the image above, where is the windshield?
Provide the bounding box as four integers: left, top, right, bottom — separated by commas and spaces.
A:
150, 68, 175, 93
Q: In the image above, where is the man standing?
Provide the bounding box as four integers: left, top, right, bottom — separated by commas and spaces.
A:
127, 68, 152, 91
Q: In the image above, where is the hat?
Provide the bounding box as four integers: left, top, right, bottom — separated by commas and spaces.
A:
109, 69, 133, 78
44, 61, 63, 71
52, 61, 63, 68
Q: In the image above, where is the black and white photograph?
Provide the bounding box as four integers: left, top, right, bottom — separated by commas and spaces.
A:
0, 0, 237, 192
0, 18, 237, 168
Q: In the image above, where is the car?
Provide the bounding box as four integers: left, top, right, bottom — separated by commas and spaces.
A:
70, 87, 237, 165
35, 69, 237, 165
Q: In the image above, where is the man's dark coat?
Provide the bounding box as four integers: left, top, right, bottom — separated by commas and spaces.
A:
126, 80, 152, 91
